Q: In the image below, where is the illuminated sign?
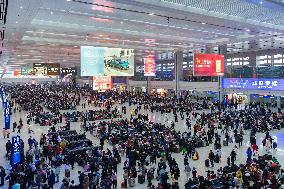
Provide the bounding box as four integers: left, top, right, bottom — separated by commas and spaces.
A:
194, 53, 224, 76
33, 63, 60, 76
12, 136, 21, 166
222, 78, 284, 90
144, 55, 156, 76
61, 67, 77, 76
0, 86, 10, 129
93, 76, 112, 91
80, 46, 134, 76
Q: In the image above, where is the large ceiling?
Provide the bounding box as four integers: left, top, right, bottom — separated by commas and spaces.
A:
2, 0, 284, 71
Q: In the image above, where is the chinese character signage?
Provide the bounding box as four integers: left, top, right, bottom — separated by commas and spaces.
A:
193, 53, 224, 76
11, 136, 21, 167
222, 78, 284, 90
61, 67, 77, 76
93, 76, 112, 91
144, 55, 156, 76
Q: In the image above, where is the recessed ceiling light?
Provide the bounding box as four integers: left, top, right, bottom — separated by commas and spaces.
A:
148, 13, 154, 16
120, 21, 124, 24
50, 11, 54, 15
201, 22, 206, 25
16, 21, 18, 24
20, 6, 23, 9
74, 46, 78, 47
67, 0, 71, 1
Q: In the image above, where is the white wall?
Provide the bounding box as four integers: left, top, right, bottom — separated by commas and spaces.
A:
0, 78, 58, 84
128, 80, 219, 92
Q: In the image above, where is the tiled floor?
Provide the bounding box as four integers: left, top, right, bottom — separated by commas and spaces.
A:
0, 102, 284, 189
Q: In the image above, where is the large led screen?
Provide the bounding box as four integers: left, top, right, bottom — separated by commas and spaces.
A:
194, 53, 224, 76
81, 46, 105, 76
222, 78, 284, 91
144, 55, 156, 76
80, 46, 134, 76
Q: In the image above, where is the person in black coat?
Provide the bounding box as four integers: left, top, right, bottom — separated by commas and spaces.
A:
48, 170, 56, 189
208, 150, 215, 167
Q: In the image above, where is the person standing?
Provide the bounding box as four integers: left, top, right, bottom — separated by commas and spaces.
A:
208, 150, 215, 167
0, 166, 6, 186
48, 170, 56, 189
230, 149, 237, 165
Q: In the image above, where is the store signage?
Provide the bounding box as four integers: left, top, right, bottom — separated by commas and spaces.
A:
144, 55, 156, 76
193, 53, 224, 76
222, 78, 284, 90
93, 76, 112, 91
11, 136, 21, 167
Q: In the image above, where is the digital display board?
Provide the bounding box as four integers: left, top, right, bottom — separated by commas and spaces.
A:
93, 76, 112, 91
61, 67, 77, 76
33, 63, 60, 76
144, 55, 156, 76
194, 53, 224, 76
80, 46, 134, 76
222, 78, 284, 91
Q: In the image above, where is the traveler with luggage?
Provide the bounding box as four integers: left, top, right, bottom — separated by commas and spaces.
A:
208, 150, 215, 167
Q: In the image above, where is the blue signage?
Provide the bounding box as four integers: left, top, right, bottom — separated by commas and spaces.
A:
222, 78, 284, 91
0, 86, 10, 129
12, 136, 21, 167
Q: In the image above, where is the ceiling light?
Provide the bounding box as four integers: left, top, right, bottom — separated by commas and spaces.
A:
148, 13, 154, 16
20, 6, 23, 9
67, 0, 71, 1
120, 21, 124, 24
16, 21, 18, 24
201, 22, 206, 25
50, 11, 54, 15
73, 45, 78, 47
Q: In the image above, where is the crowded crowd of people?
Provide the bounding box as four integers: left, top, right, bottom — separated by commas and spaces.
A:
0, 83, 284, 189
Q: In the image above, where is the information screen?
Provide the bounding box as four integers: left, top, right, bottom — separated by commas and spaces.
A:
222, 78, 284, 90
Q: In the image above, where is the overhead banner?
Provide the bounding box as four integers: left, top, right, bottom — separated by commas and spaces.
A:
93, 76, 112, 91
80, 46, 134, 76
222, 78, 284, 90
194, 53, 224, 76
0, 86, 10, 130
144, 55, 156, 76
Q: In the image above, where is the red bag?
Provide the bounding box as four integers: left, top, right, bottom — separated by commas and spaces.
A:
121, 181, 125, 188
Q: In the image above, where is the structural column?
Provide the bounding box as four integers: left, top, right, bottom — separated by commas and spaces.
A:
147, 76, 151, 94
174, 51, 183, 98
218, 45, 227, 104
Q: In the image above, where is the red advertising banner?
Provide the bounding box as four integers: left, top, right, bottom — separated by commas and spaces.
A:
144, 55, 156, 76
93, 76, 112, 91
194, 53, 224, 76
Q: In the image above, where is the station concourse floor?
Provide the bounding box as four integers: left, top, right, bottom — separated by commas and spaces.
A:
0, 102, 284, 189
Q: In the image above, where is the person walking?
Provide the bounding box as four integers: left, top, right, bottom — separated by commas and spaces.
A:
48, 170, 56, 189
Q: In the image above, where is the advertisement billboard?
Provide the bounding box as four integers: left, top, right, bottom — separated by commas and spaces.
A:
81, 46, 105, 76
80, 46, 134, 76
144, 55, 156, 76
194, 53, 224, 76
222, 78, 284, 91
93, 76, 112, 91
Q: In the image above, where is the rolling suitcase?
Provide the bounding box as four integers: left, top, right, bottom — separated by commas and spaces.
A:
129, 178, 135, 187
205, 159, 210, 167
